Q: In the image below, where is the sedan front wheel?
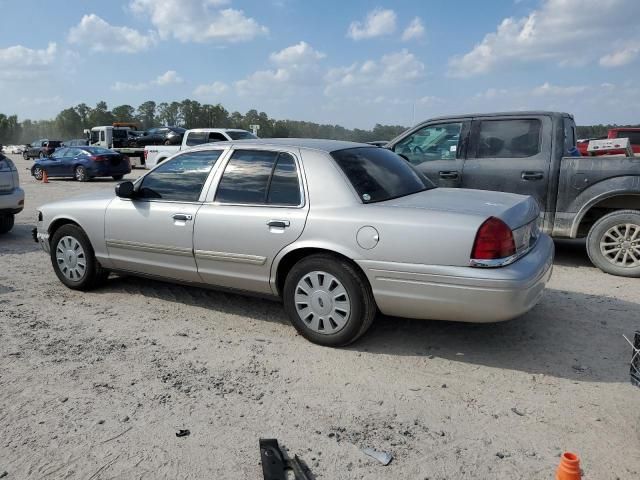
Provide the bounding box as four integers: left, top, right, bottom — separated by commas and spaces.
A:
283, 254, 376, 346
50, 224, 108, 290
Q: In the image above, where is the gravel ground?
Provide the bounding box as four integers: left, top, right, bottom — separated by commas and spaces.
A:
1, 154, 639, 479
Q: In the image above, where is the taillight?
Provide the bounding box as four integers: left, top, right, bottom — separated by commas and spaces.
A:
471, 217, 515, 260
89, 155, 106, 161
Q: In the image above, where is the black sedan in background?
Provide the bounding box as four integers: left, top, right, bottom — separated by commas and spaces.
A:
31, 146, 131, 182
23, 139, 63, 159
129, 126, 186, 147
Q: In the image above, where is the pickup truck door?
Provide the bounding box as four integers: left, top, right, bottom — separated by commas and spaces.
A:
105, 150, 223, 281
462, 116, 552, 219
388, 121, 470, 187
193, 148, 308, 295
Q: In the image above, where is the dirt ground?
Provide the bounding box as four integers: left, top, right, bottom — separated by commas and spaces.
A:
1, 153, 639, 479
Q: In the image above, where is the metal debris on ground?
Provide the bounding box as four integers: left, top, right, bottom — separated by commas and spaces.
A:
175, 429, 190, 438
361, 447, 393, 466
259, 438, 312, 480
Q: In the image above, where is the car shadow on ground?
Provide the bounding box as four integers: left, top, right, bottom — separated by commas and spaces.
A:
0, 224, 41, 254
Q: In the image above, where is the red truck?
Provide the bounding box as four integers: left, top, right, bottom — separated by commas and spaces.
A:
577, 127, 640, 156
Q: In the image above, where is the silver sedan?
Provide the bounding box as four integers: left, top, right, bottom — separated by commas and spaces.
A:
34, 139, 554, 346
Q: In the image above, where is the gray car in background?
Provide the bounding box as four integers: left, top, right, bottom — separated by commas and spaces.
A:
34, 139, 553, 346
0, 154, 24, 234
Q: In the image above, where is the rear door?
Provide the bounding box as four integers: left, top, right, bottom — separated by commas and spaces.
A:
462, 116, 552, 218
193, 148, 308, 294
388, 120, 470, 187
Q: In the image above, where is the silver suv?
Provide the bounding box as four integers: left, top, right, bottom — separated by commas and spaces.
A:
0, 154, 25, 234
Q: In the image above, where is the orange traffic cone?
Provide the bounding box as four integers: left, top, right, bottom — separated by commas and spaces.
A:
556, 452, 581, 480
42, 170, 48, 183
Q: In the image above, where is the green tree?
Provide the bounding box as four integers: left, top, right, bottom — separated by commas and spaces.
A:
136, 101, 157, 129
55, 108, 83, 139
87, 101, 114, 126
112, 104, 136, 123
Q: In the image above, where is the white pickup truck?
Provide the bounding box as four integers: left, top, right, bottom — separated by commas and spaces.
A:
143, 128, 256, 168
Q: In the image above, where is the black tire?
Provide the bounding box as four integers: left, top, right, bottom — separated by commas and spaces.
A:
283, 254, 377, 347
0, 214, 14, 234
164, 139, 172, 145
586, 209, 640, 277
23, 151, 29, 160
112, 174, 124, 180
39, 151, 45, 159
32, 166, 44, 181
50, 224, 108, 290
74, 165, 88, 182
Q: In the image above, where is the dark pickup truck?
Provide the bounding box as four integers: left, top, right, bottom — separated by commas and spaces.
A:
387, 111, 640, 277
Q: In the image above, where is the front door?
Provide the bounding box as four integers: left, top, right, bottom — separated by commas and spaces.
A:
105, 149, 224, 282
462, 116, 551, 217
193, 148, 308, 294
388, 121, 470, 187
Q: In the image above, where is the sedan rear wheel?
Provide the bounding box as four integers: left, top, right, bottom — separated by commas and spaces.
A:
0, 214, 15, 234
587, 209, 640, 277
283, 254, 376, 346
50, 224, 108, 290
74, 165, 88, 182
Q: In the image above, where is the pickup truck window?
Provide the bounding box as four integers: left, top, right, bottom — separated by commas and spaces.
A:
393, 122, 462, 165
185, 132, 208, 146
138, 150, 222, 202
476, 119, 541, 158
228, 131, 258, 140
614, 130, 640, 144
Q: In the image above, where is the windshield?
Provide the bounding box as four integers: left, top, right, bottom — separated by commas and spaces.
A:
83, 146, 115, 155
228, 131, 257, 140
331, 147, 433, 203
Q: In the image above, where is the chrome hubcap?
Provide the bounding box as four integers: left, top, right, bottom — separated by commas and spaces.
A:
76, 168, 85, 180
294, 271, 351, 334
34, 167, 42, 179
56, 236, 87, 281
600, 223, 640, 268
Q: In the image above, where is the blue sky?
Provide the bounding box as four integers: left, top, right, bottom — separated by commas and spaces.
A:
1, 0, 639, 128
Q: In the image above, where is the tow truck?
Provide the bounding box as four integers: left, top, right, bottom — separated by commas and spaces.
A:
84, 123, 146, 168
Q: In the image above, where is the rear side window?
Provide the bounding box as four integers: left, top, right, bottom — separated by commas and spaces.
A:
331, 147, 431, 203
138, 150, 222, 202
476, 119, 541, 158
215, 150, 302, 206
185, 132, 208, 146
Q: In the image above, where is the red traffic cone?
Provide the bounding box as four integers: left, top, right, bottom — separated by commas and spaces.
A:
42, 169, 49, 183
556, 452, 581, 480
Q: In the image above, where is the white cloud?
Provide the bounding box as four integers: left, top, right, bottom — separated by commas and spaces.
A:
68, 14, 156, 53
269, 41, 325, 65
194, 81, 229, 96
347, 8, 397, 40
531, 82, 588, 96
235, 42, 325, 97
0, 43, 57, 79
402, 17, 425, 41
325, 50, 425, 95
448, 0, 640, 77
600, 42, 640, 67
111, 70, 183, 91
130, 0, 267, 43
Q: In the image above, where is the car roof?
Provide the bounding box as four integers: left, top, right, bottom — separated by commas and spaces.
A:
188, 128, 252, 133
198, 138, 371, 153
418, 110, 573, 122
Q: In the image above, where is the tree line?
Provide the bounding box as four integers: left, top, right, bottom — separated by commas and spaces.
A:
0, 99, 407, 145
1, 99, 636, 145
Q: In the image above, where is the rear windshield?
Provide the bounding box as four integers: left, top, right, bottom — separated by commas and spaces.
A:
331, 147, 433, 203
228, 131, 257, 140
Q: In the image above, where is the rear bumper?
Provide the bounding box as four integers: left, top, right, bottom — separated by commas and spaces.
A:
89, 163, 132, 177
0, 187, 25, 214
359, 234, 554, 323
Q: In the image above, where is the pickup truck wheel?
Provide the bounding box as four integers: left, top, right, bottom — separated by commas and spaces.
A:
586, 209, 640, 277
39, 152, 45, 159
74, 165, 88, 182
283, 254, 376, 347
0, 214, 14, 234
22, 152, 28, 160
50, 224, 108, 290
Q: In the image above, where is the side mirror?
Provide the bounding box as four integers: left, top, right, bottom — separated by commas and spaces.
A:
115, 181, 135, 199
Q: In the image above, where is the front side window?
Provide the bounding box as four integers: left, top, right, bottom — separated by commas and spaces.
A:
331, 147, 432, 204
476, 119, 542, 158
215, 150, 302, 206
394, 123, 463, 165
138, 150, 222, 202
227, 131, 258, 140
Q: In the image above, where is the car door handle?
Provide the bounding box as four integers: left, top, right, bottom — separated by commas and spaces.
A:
172, 213, 193, 221
439, 171, 459, 179
521, 171, 544, 181
267, 219, 290, 228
